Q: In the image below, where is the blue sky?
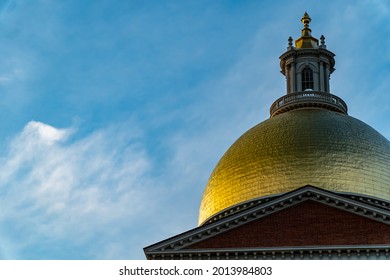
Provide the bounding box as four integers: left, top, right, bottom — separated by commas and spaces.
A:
0, 0, 388, 259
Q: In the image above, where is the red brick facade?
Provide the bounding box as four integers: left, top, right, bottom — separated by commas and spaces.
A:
187, 200, 390, 249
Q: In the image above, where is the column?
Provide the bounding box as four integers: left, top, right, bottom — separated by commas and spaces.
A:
319, 61, 324, 92
325, 65, 330, 92
291, 62, 296, 93
286, 64, 290, 94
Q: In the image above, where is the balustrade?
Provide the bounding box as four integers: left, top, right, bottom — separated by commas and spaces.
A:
270, 91, 348, 117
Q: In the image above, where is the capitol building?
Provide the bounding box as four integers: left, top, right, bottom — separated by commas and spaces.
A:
144, 13, 390, 260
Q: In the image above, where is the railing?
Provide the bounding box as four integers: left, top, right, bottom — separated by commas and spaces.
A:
270, 91, 348, 117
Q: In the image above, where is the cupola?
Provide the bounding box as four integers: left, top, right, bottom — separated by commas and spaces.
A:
272, 12, 346, 117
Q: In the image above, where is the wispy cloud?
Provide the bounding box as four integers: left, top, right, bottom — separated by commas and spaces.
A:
0, 121, 153, 259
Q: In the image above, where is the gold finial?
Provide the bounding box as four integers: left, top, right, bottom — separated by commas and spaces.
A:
295, 12, 318, 49
301, 12, 311, 28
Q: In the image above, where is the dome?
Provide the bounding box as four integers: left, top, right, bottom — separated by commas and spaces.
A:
199, 109, 390, 225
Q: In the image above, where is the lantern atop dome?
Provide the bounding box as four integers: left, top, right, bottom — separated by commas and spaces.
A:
272, 13, 347, 117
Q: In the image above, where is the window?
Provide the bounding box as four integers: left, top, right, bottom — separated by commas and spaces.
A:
302, 66, 313, 91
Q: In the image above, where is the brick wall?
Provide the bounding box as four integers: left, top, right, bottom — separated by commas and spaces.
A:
188, 200, 390, 249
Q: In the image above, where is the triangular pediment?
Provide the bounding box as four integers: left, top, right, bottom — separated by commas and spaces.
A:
144, 186, 390, 259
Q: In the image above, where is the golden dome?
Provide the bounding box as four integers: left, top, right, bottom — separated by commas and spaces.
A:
199, 109, 390, 225
198, 14, 390, 225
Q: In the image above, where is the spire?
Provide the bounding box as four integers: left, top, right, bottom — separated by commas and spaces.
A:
302, 12, 311, 28
295, 12, 319, 49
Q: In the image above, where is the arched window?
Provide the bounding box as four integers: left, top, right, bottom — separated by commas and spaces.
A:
302, 66, 314, 91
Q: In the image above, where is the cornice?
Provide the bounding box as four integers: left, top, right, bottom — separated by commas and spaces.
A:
148, 245, 390, 260
279, 48, 335, 74
279, 48, 335, 61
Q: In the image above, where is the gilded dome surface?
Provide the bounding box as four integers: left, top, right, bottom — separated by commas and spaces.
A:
199, 109, 390, 225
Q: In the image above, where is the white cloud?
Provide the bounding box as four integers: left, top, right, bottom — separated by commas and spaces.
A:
0, 121, 153, 259
21, 121, 70, 145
